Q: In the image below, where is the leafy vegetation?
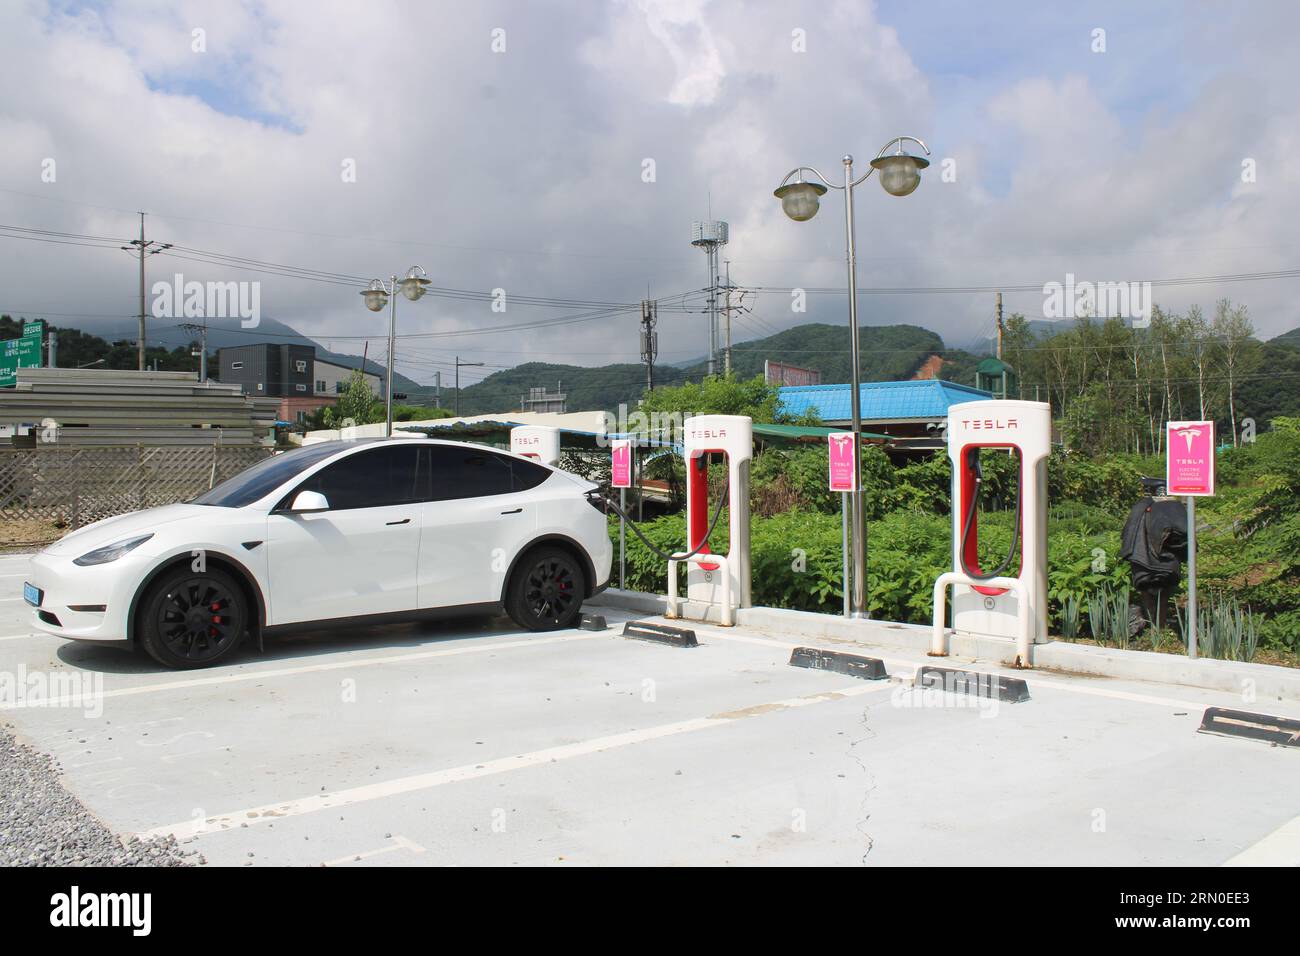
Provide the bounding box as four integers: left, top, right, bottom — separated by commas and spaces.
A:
1001, 299, 1265, 455
611, 403, 1300, 662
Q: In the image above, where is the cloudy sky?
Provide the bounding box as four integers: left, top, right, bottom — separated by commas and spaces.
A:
1, 0, 1297, 388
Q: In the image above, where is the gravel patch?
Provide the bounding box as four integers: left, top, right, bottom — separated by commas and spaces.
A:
0, 723, 202, 866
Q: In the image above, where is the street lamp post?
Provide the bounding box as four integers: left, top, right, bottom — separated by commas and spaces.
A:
773, 136, 931, 620
360, 267, 431, 437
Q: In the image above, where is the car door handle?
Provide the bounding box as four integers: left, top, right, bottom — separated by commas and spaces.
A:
386, 517, 411, 525
500, 508, 522, 515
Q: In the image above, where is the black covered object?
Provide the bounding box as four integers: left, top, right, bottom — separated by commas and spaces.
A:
1119, 496, 1188, 589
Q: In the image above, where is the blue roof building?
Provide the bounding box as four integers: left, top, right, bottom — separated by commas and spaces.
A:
778, 379, 992, 440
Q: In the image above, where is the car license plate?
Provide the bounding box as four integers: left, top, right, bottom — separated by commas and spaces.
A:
23, 582, 42, 607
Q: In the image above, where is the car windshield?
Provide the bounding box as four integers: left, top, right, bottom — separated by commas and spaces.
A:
192, 443, 352, 508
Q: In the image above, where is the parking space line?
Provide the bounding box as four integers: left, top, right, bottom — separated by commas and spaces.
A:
141, 680, 893, 839
322, 835, 427, 867
0, 633, 603, 709
0, 633, 36, 642
1222, 814, 1300, 866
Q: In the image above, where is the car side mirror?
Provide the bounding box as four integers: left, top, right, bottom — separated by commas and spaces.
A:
289, 490, 330, 513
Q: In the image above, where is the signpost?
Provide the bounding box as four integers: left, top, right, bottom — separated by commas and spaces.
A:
1167, 420, 1216, 659
828, 432, 856, 617
0, 320, 45, 388
611, 439, 632, 590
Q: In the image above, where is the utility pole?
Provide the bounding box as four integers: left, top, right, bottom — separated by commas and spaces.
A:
708, 255, 717, 375
995, 291, 1004, 360
434, 370, 441, 408
640, 299, 658, 392
121, 213, 172, 371
722, 260, 734, 376
455, 356, 484, 417
179, 321, 209, 383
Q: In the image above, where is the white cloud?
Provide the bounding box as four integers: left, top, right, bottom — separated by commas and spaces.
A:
1, 0, 1298, 391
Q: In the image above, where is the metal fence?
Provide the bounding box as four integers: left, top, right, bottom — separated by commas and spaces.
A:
0, 445, 274, 549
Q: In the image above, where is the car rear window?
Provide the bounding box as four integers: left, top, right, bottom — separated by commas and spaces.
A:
428, 445, 551, 500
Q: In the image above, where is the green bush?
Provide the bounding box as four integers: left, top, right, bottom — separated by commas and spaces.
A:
605, 426, 1300, 661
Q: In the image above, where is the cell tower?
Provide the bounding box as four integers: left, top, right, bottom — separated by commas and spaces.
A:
691, 220, 728, 375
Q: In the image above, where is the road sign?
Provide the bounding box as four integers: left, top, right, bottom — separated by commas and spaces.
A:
1166, 420, 1215, 496
1166, 419, 1215, 661
0, 323, 44, 388
828, 432, 856, 491
611, 439, 633, 488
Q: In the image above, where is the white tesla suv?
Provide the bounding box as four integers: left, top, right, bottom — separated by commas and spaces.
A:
23, 438, 613, 669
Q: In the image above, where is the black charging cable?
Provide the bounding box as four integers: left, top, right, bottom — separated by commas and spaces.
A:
593, 476, 730, 563
959, 448, 1023, 581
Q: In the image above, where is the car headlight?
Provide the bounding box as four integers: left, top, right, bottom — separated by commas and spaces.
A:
73, 534, 154, 567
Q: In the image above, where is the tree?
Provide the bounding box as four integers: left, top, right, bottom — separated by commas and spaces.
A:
1211, 299, 1257, 445
637, 374, 793, 425
324, 370, 382, 426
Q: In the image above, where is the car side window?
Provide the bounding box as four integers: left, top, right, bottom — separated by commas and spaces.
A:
294, 445, 427, 510
511, 457, 552, 492
428, 446, 515, 500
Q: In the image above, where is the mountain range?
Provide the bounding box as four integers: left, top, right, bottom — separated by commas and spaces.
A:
10, 308, 1300, 421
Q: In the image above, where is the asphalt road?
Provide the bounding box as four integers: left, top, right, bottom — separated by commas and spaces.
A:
1, 551, 1298, 867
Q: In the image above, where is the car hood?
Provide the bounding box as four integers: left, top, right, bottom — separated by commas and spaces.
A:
42, 503, 216, 557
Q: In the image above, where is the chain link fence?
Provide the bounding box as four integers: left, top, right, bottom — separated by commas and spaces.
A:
0, 445, 274, 551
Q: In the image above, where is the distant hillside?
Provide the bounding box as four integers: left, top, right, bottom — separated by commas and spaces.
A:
452, 322, 960, 416
4, 309, 990, 417
1270, 327, 1300, 349
719, 322, 943, 383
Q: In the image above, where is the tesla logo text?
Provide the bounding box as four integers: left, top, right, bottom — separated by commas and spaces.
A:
960, 418, 1018, 430
689, 429, 727, 440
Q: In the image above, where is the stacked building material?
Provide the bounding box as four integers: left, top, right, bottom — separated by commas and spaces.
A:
1, 367, 277, 446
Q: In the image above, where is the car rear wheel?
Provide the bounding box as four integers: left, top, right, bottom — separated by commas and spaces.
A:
505, 546, 586, 631
137, 567, 248, 669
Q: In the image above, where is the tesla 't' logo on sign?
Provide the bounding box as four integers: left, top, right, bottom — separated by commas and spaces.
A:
1173, 427, 1201, 452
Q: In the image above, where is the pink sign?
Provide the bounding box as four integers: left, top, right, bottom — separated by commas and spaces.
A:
1166, 420, 1215, 496
827, 432, 856, 492
611, 439, 632, 489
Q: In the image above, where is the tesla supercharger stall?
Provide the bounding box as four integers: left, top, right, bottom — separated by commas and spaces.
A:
931, 399, 1051, 666
665, 414, 752, 625
509, 425, 561, 467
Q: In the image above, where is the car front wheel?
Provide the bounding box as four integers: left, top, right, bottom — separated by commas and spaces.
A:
137, 567, 248, 669
505, 546, 586, 631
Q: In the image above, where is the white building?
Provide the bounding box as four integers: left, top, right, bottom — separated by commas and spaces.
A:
313, 356, 382, 398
